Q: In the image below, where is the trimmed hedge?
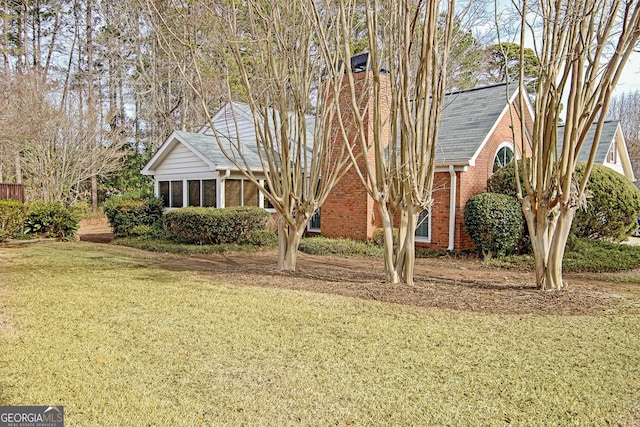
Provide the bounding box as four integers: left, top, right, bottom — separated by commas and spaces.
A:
24, 202, 79, 239
490, 162, 640, 242
0, 200, 28, 241
163, 206, 269, 245
572, 164, 640, 241
239, 229, 278, 247
463, 193, 523, 260
103, 196, 164, 237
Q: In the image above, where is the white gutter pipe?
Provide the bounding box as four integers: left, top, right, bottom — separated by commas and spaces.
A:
218, 169, 231, 208
447, 165, 457, 251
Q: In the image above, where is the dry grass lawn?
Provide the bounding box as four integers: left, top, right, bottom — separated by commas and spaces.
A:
1, 241, 640, 425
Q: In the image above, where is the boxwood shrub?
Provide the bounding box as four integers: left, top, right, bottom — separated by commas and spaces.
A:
163, 206, 269, 245
103, 196, 164, 237
490, 162, 640, 241
463, 192, 523, 260
572, 163, 640, 241
0, 200, 28, 241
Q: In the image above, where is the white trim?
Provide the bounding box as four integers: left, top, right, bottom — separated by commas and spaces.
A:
447, 165, 457, 251
141, 131, 218, 175
492, 142, 517, 172
613, 123, 635, 182
153, 172, 218, 181
218, 170, 230, 208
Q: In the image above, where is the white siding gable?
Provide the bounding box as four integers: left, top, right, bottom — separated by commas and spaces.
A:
155, 143, 212, 175
603, 142, 625, 176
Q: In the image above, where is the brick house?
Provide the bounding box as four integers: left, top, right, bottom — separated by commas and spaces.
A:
320, 75, 535, 251
142, 72, 634, 251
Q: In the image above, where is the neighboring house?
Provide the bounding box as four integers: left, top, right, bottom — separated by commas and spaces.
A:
558, 120, 635, 182
142, 70, 634, 252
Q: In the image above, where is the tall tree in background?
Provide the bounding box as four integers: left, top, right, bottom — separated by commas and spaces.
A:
510, 0, 640, 290
485, 42, 540, 91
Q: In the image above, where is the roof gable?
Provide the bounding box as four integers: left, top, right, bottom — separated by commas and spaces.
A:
435, 83, 522, 165
557, 121, 619, 164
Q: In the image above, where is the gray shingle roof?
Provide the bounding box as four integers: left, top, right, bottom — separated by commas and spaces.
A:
156, 83, 520, 172
435, 83, 518, 164
172, 102, 316, 170
557, 121, 619, 164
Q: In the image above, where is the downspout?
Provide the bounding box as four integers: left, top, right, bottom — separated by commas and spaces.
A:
218, 169, 230, 208
447, 165, 457, 252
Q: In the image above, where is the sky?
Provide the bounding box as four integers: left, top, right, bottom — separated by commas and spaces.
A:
615, 53, 640, 94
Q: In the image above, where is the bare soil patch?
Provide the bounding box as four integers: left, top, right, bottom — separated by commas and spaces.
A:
78, 218, 640, 316
78, 216, 113, 243
130, 248, 640, 316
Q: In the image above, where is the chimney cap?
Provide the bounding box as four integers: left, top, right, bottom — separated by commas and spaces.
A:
348, 52, 389, 75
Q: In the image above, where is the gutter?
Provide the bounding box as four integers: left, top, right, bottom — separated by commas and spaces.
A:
447, 165, 457, 251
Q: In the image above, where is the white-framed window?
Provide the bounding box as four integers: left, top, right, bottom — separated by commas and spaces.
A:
159, 179, 216, 208
606, 141, 617, 164
158, 180, 183, 208
308, 209, 321, 232
493, 143, 515, 173
415, 209, 431, 242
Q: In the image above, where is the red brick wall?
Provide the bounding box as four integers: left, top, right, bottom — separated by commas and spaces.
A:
324, 83, 533, 251
322, 72, 390, 240
418, 101, 533, 251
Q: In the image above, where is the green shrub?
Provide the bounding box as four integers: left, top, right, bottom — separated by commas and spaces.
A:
129, 224, 164, 239
371, 227, 399, 247
103, 196, 164, 237
163, 206, 269, 244
572, 164, 640, 241
299, 237, 383, 257
0, 200, 28, 242
239, 229, 278, 247
463, 193, 523, 260
71, 201, 92, 221
487, 159, 529, 198
25, 202, 79, 239
490, 162, 640, 242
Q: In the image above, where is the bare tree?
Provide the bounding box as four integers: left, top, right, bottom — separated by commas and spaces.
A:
0, 76, 125, 202
509, 0, 640, 290
149, 0, 353, 271
328, 0, 456, 285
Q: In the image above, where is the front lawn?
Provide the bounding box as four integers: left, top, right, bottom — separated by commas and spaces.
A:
1, 242, 639, 425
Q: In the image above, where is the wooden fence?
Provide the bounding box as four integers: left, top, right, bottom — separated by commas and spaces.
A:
0, 183, 25, 203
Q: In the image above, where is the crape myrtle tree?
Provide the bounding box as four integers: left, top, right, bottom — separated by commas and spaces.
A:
508, 0, 640, 290
149, 0, 353, 271
319, 0, 457, 285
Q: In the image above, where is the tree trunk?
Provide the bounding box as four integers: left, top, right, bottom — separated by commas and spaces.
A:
377, 203, 401, 284
276, 215, 304, 272
91, 175, 98, 211
14, 153, 21, 184
525, 199, 575, 291
396, 206, 417, 286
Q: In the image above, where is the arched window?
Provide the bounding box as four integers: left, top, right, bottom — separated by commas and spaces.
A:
493, 145, 514, 172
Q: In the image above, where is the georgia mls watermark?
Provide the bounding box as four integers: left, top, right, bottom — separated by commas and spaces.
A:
0, 406, 64, 427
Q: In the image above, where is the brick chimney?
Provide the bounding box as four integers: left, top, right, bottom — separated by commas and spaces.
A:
321, 54, 391, 240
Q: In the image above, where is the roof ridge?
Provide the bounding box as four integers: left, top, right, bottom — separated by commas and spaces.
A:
445, 82, 508, 96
